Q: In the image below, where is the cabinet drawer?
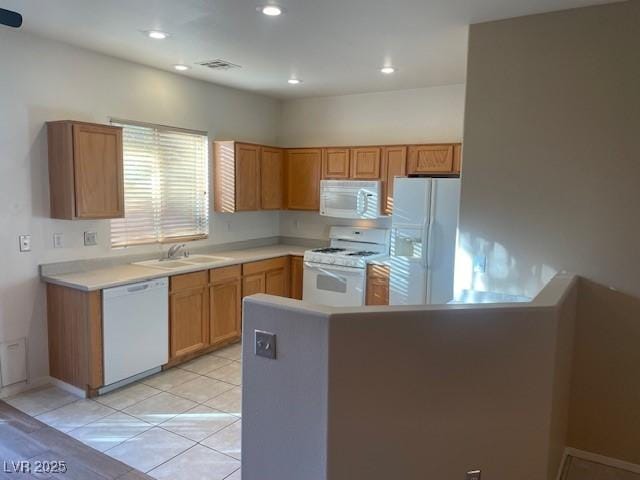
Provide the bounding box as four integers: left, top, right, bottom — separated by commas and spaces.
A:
210, 264, 242, 284
242, 256, 289, 276
170, 270, 208, 293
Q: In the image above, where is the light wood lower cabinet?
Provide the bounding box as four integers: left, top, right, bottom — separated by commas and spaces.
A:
169, 271, 209, 360
290, 255, 304, 300
242, 256, 290, 299
210, 265, 242, 346
366, 264, 390, 305
46, 284, 103, 393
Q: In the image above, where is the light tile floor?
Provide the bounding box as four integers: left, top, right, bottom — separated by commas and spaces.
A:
5, 342, 243, 480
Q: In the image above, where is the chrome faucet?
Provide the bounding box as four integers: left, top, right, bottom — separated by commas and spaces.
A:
166, 243, 188, 260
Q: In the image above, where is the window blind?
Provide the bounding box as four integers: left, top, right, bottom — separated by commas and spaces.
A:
110, 121, 209, 248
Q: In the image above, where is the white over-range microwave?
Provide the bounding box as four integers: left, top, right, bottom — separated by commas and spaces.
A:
319, 180, 382, 219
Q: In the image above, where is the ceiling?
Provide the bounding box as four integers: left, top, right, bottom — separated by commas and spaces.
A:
3, 0, 619, 99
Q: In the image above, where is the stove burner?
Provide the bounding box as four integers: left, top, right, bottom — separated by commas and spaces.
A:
347, 251, 379, 257
312, 247, 346, 254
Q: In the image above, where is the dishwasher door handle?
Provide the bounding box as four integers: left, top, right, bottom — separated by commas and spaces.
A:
127, 284, 150, 293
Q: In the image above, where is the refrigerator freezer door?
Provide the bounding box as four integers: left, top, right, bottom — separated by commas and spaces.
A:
391, 178, 432, 228
389, 256, 427, 305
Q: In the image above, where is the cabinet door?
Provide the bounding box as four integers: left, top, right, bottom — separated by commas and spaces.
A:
366, 265, 390, 305
170, 287, 209, 359
72, 123, 124, 218
350, 147, 381, 179
261, 147, 284, 209
266, 268, 289, 297
243, 273, 266, 298
453, 144, 462, 174
407, 145, 454, 174
210, 279, 241, 346
235, 143, 261, 211
382, 146, 407, 215
322, 148, 350, 179
285, 149, 322, 210
290, 256, 304, 300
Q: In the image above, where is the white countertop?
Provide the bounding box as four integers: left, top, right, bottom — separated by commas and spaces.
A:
41, 245, 308, 291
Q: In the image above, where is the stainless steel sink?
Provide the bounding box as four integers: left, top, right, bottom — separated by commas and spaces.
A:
134, 255, 232, 270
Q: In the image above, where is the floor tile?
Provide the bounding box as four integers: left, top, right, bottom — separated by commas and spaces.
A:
148, 445, 240, 480
201, 420, 241, 460
123, 392, 197, 425
95, 383, 161, 411
106, 427, 194, 473
225, 468, 241, 480
160, 405, 237, 442
168, 376, 234, 403
141, 368, 200, 391
36, 399, 116, 432
205, 386, 242, 417
212, 343, 242, 362
179, 354, 233, 375
67, 412, 152, 452
5, 386, 78, 416
206, 362, 242, 386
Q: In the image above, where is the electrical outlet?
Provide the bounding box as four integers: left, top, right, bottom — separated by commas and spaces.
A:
255, 330, 276, 359
53, 233, 64, 248
473, 255, 487, 274
84, 231, 97, 246
18, 235, 31, 252
467, 470, 481, 480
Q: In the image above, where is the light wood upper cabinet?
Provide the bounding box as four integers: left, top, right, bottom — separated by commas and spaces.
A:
366, 264, 390, 306
382, 146, 407, 215
290, 255, 304, 300
235, 143, 261, 211
170, 271, 210, 360
261, 147, 284, 210
322, 148, 350, 179
210, 265, 242, 346
47, 121, 124, 220
285, 149, 322, 210
453, 144, 462, 174
350, 147, 381, 179
407, 144, 454, 174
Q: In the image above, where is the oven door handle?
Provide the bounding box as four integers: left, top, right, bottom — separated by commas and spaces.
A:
304, 261, 364, 275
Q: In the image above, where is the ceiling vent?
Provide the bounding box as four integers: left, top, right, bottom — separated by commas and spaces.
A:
197, 59, 241, 70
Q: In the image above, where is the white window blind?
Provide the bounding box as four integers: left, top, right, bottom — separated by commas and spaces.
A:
110, 121, 209, 248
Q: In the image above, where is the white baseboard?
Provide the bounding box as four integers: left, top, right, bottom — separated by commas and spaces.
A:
558, 447, 640, 479
0, 375, 52, 399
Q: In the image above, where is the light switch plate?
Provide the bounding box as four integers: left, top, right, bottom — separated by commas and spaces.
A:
53, 233, 63, 248
18, 235, 31, 252
255, 330, 276, 359
84, 231, 97, 246
467, 470, 481, 480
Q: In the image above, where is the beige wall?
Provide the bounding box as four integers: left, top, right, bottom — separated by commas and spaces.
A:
461, 0, 640, 465
0, 29, 281, 387
459, 0, 640, 299
242, 274, 577, 480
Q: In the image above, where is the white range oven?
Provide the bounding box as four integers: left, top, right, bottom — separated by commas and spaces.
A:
320, 180, 382, 219
303, 227, 390, 307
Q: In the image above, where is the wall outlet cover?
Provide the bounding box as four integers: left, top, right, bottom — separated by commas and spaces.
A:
84, 231, 97, 246
53, 233, 64, 248
18, 235, 31, 252
255, 330, 276, 359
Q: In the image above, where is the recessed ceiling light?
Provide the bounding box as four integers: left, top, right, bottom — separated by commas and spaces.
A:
380, 66, 396, 74
146, 30, 169, 40
173, 64, 190, 71
287, 78, 301, 85
260, 5, 282, 16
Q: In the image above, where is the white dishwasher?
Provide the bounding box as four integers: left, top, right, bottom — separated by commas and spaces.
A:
102, 277, 169, 389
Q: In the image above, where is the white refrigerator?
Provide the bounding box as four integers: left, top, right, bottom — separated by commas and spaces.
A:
389, 177, 460, 305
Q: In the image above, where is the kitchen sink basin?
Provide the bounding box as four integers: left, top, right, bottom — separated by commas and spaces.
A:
134, 255, 232, 270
